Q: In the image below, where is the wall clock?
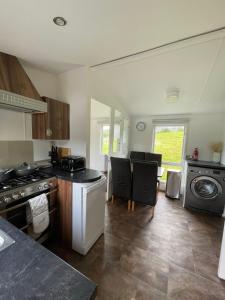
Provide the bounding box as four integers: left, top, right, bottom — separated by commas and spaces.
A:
136, 121, 146, 131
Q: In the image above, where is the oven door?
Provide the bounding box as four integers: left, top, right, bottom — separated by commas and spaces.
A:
5, 189, 51, 229
191, 176, 222, 200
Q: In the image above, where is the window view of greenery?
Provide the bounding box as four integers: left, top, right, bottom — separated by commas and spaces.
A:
101, 125, 110, 155
153, 126, 185, 181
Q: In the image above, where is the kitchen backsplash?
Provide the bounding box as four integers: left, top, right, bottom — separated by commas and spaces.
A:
0, 141, 33, 168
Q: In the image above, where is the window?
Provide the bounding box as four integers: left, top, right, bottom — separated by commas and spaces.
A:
100, 124, 110, 155
113, 123, 121, 153
122, 119, 129, 155
113, 110, 122, 153
152, 125, 186, 181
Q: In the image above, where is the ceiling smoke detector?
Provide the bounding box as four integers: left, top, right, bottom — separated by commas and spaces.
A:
166, 88, 180, 103
53, 17, 67, 26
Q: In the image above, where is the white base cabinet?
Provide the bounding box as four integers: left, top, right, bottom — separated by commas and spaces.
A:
72, 176, 106, 255
218, 222, 225, 280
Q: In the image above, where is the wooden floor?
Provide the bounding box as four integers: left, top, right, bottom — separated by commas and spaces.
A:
46, 193, 225, 299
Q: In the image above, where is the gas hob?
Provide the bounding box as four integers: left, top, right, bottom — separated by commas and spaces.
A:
0, 172, 55, 209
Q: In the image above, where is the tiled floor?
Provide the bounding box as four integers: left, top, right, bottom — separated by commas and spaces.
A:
47, 193, 225, 299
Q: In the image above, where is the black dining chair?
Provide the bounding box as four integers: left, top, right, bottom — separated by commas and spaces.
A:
110, 157, 132, 210
132, 161, 158, 217
145, 152, 162, 166
130, 151, 145, 162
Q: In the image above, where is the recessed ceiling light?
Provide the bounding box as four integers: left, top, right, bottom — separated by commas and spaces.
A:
53, 16, 67, 26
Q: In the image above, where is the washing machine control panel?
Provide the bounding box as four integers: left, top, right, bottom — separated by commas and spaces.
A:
213, 170, 221, 175
189, 166, 225, 177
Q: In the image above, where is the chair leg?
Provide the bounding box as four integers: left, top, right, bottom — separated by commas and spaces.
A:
132, 201, 135, 212
111, 195, 114, 204
151, 206, 155, 218
128, 200, 131, 211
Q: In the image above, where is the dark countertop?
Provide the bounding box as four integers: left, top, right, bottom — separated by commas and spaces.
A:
41, 167, 102, 183
186, 159, 225, 170
0, 217, 97, 300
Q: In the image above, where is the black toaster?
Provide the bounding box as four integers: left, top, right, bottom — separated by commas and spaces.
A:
60, 156, 86, 172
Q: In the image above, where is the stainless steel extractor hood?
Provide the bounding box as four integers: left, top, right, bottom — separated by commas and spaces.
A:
0, 89, 47, 113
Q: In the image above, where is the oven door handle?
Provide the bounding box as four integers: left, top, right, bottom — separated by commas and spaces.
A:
0, 189, 58, 215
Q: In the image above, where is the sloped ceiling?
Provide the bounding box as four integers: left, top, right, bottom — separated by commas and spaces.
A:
1, 0, 225, 71
91, 99, 111, 119
90, 36, 225, 115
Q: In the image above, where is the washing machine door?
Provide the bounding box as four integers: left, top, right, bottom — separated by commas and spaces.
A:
191, 176, 222, 200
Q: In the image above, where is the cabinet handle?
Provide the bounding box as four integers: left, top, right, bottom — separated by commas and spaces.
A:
46, 128, 52, 137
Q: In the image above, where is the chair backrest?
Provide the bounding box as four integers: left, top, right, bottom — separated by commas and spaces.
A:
145, 152, 162, 166
110, 157, 132, 200
132, 161, 158, 206
130, 151, 145, 162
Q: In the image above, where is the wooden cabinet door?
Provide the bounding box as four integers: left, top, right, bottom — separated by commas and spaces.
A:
61, 100, 70, 139
57, 179, 72, 248
32, 111, 47, 139
46, 97, 70, 140
32, 97, 70, 140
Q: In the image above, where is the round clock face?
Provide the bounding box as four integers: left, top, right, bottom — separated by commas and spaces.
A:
136, 121, 146, 131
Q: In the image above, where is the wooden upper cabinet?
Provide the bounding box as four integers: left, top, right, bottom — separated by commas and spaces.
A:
32, 97, 70, 140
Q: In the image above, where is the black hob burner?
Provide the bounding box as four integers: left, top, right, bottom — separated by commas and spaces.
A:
18, 172, 51, 184
0, 178, 26, 192
0, 172, 52, 193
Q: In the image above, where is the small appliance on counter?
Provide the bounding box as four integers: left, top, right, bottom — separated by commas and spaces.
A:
49, 145, 59, 166
60, 156, 86, 172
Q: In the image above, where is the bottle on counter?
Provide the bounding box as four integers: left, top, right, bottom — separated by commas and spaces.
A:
192, 148, 199, 161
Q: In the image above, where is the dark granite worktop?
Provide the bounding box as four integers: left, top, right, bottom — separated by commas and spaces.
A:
42, 167, 102, 183
186, 159, 225, 170
0, 217, 96, 299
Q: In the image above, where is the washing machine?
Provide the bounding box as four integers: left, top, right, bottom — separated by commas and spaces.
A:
184, 164, 225, 215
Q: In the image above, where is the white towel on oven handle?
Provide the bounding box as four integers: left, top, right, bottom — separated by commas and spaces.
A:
27, 193, 49, 234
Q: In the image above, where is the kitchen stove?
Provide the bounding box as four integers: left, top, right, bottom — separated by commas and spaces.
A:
0, 170, 57, 244
0, 172, 56, 210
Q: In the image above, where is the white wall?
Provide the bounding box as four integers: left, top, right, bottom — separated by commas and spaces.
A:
130, 113, 225, 162
90, 99, 111, 171
56, 67, 130, 168
90, 119, 107, 171
88, 69, 129, 119
56, 67, 90, 161
22, 62, 59, 100
186, 114, 224, 161
23, 63, 60, 161
221, 116, 225, 164
0, 110, 26, 140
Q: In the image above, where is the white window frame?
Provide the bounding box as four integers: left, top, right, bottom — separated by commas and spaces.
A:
112, 121, 122, 154
151, 123, 187, 171
112, 110, 125, 155
100, 123, 110, 155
